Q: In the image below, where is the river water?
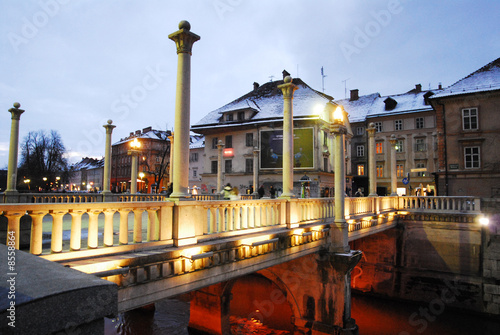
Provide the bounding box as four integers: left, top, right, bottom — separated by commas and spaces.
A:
104, 293, 500, 335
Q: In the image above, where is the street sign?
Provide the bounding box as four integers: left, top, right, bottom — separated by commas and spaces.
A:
402, 177, 409, 185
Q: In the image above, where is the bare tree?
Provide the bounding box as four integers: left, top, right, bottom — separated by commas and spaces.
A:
139, 130, 171, 193
19, 130, 69, 191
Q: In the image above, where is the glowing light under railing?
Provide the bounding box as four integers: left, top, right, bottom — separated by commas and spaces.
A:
240, 235, 271, 247
251, 238, 279, 247
293, 228, 304, 236
181, 246, 202, 258
190, 251, 214, 261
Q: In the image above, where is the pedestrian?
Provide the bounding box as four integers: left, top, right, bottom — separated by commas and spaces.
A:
258, 185, 265, 198
270, 185, 276, 199
229, 186, 240, 200
222, 183, 232, 200
355, 188, 363, 197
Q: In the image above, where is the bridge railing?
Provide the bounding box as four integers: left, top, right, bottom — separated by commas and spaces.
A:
0, 196, 483, 257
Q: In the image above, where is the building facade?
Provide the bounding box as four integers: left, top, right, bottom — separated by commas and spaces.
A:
430, 57, 500, 197
111, 127, 171, 193
191, 71, 352, 198
338, 85, 441, 196
68, 157, 104, 192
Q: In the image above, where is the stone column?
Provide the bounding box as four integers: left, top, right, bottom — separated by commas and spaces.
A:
367, 122, 378, 196
217, 140, 224, 192
128, 139, 141, 194
332, 120, 349, 252
5, 102, 25, 198
102, 119, 116, 200
252, 147, 259, 195
278, 76, 298, 198
168, 132, 174, 186
389, 134, 398, 196
168, 20, 200, 198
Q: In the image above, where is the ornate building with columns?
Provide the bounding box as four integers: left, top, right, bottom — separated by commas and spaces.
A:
191, 71, 353, 198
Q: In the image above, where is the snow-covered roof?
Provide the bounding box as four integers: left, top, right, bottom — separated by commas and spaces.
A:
432, 57, 500, 99
193, 77, 335, 129
113, 128, 171, 146
190, 135, 205, 149
335, 88, 440, 123
72, 157, 104, 170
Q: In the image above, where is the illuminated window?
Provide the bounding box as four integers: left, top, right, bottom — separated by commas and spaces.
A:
376, 142, 383, 154
416, 117, 424, 129
416, 162, 426, 177
376, 165, 383, 177
464, 146, 480, 169
396, 164, 404, 177
357, 164, 365, 176
462, 108, 478, 130
396, 139, 404, 153
395, 119, 403, 131
356, 145, 365, 157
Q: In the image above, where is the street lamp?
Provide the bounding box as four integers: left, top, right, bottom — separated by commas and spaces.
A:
128, 138, 141, 194
139, 172, 145, 193
24, 178, 31, 191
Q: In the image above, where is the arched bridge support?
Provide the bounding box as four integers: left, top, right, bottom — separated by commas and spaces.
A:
187, 250, 362, 335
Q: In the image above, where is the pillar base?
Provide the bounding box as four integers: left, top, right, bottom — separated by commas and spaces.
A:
169, 192, 191, 199
368, 193, 378, 197
3, 190, 19, 203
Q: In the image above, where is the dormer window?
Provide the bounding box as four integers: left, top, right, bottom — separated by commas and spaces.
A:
237, 111, 245, 121
226, 113, 233, 122
384, 97, 397, 111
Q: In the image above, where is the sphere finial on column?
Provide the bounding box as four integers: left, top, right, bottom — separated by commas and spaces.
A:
179, 20, 191, 30
13, 102, 21, 108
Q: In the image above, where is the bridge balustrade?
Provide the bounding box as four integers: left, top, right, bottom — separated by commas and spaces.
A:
0, 196, 483, 257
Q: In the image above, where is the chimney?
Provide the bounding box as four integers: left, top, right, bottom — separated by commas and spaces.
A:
438, 82, 442, 90
415, 84, 422, 93
142, 126, 152, 133
253, 82, 259, 91
350, 89, 359, 101
282, 69, 290, 79
135, 130, 141, 136
129, 132, 134, 137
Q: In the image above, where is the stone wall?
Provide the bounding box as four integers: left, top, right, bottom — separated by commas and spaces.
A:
350, 213, 500, 316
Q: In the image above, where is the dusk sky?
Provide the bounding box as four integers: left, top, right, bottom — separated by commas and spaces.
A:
1, 0, 499, 168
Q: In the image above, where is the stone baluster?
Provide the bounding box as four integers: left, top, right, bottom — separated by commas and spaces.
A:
4, 211, 23, 249
133, 209, 143, 243
103, 209, 115, 247
147, 208, 159, 241
69, 210, 85, 251
119, 209, 131, 245
51, 211, 66, 253
29, 211, 48, 255
87, 210, 100, 249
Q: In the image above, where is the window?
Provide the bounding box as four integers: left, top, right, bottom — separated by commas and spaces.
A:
357, 164, 365, 176
237, 111, 245, 121
416, 117, 424, 129
245, 158, 253, 173
376, 142, 383, 154
225, 160, 232, 173
395, 119, 403, 131
396, 164, 404, 177
416, 162, 426, 177
323, 130, 328, 146
415, 138, 426, 152
226, 113, 233, 121
376, 165, 384, 178
356, 127, 365, 135
211, 161, 217, 174
225, 135, 232, 148
356, 145, 365, 157
190, 152, 198, 162
464, 146, 480, 169
462, 108, 478, 130
375, 122, 383, 132
396, 139, 404, 153
324, 157, 328, 171
192, 169, 197, 178
212, 137, 218, 149
246, 133, 254, 147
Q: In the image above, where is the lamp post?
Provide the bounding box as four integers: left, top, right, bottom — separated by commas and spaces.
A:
6, 102, 25, 199
128, 138, 141, 194
330, 106, 349, 252
102, 119, 116, 199
168, 20, 200, 198
139, 172, 145, 193
24, 179, 31, 191
389, 134, 398, 196
278, 75, 298, 198
367, 122, 378, 196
